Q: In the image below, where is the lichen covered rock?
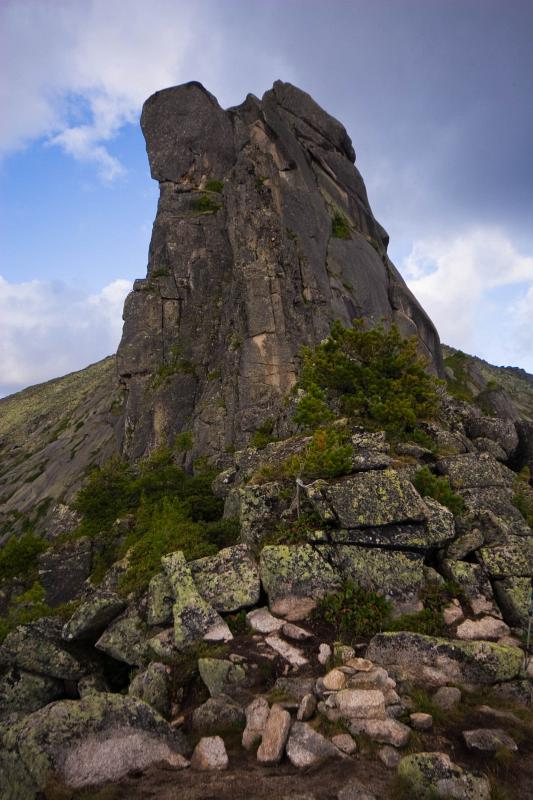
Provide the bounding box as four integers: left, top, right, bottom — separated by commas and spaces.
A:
397, 751, 490, 800
190, 544, 260, 612
260, 544, 341, 604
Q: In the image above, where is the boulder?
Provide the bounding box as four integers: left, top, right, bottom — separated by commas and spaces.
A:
478, 535, 533, 578
432, 686, 461, 710
0, 618, 97, 680
436, 453, 514, 490
265, 634, 308, 667
465, 417, 519, 458
38, 537, 92, 606
397, 752, 490, 799
410, 712, 433, 730
191, 735, 228, 770
147, 573, 174, 626
62, 591, 126, 641
305, 470, 426, 528
323, 668, 347, 691
0, 668, 64, 719
273, 676, 316, 702
378, 744, 401, 767
256, 704, 291, 764
332, 733, 357, 754
335, 689, 386, 719
224, 483, 287, 547
463, 728, 518, 753
285, 721, 340, 767
456, 616, 510, 641
161, 551, 232, 647
493, 576, 531, 627
242, 696, 270, 750
246, 606, 285, 634
198, 657, 246, 697
191, 694, 245, 735
128, 662, 170, 717
95, 610, 149, 666
190, 544, 260, 612
442, 559, 500, 616
260, 544, 341, 605
0, 693, 189, 792
366, 632, 523, 688
348, 718, 410, 747
297, 693, 317, 721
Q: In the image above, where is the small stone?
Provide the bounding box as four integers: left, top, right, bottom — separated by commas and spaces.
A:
265, 635, 308, 667
191, 695, 245, 735
257, 704, 292, 764
337, 780, 377, 800
282, 622, 312, 641
336, 689, 386, 719
443, 603, 464, 626
332, 733, 357, 754
270, 596, 317, 621
346, 666, 390, 692
477, 705, 522, 725
318, 643, 332, 665
246, 607, 284, 634
297, 693, 317, 721
191, 736, 229, 770
286, 721, 340, 768
323, 669, 347, 691
345, 657, 373, 672
456, 616, 510, 641
410, 712, 433, 730
432, 686, 461, 710
349, 718, 411, 748
378, 745, 400, 768
242, 696, 270, 750
463, 728, 518, 753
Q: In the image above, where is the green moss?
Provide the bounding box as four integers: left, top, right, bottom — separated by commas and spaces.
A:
331, 212, 352, 240
192, 194, 222, 214
151, 345, 196, 389
151, 268, 171, 278
205, 179, 224, 193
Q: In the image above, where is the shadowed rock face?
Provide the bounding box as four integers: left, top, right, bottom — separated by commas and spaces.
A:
117, 80, 443, 460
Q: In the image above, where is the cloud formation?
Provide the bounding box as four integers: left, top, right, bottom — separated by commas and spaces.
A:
403, 228, 533, 370
0, 275, 132, 397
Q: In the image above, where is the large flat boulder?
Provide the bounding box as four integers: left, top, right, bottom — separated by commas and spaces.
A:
259, 544, 341, 604
190, 544, 260, 612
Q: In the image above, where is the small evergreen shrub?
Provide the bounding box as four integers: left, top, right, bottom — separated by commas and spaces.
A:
512, 467, 533, 528
255, 426, 353, 482
251, 419, 276, 449
174, 431, 193, 452
331, 213, 352, 240
192, 194, 221, 214
313, 580, 392, 642
0, 532, 47, 582
413, 466, 465, 516
205, 179, 224, 193
294, 320, 442, 438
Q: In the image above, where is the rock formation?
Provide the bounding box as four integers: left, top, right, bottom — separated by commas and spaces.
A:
117, 81, 443, 460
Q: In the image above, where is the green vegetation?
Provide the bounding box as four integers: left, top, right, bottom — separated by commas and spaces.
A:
413, 466, 465, 516
331, 212, 352, 240
151, 345, 195, 388
151, 268, 170, 278
255, 426, 353, 483
386, 581, 459, 637
0, 532, 47, 582
313, 580, 392, 642
512, 467, 533, 528
174, 431, 193, 452
192, 194, 222, 214
294, 320, 442, 438
443, 350, 475, 402
250, 419, 276, 449
205, 179, 224, 193
0, 582, 79, 644
70, 446, 238, 596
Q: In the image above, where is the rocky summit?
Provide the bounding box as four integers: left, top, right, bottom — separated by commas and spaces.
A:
1, 82, 533, 800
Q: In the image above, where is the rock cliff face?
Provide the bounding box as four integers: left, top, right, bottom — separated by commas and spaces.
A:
117, 81, 443, 461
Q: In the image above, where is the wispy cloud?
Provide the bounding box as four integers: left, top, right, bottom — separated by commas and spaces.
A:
0, 275, 132, 396
403, 228, 533, 370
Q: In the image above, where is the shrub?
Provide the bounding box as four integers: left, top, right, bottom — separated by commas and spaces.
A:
512, 467, 533, 528
251, 419, 276, 449
385, 580, 460, 637
313, 580, 392, 642
255, 426, 353, 482
192, 194, 221, 214
0, 532, 47, 582
331, 213, 351, 240
174, 431, 193, 452
413, 466, 465, 516
295, 320, 441, 437
205, 179, 224, 193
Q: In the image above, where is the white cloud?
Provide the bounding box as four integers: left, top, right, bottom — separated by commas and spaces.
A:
403, 228, 533, 370
0, 0, 199, 179
0, 275, 132, 396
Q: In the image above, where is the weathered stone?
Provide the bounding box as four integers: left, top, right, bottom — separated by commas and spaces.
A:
78, 674, 109, 697
305, 470, 426, 528
465, 417, 519, 457
318, 643, 332, 665
286, 721, 340, 768
456, 616, 510, 641
463, 728, 517, 753
282, 622, 312, 641
443, 602, 465, 626
478, 535, 533, 578
191, 694, 245, 734
0, 669, 64, 719
129, 662, 170, 717
38, 537, 92, 606
493, 576, 531, 627
265, 634, 308, 667
378, 744, 401, 767
366, 632, 522, 688
274, 677, 316, 702
224, 483, 288, 547
190, 544, 260, 612
95, 611, 149, 666
198, 657, 246, 697
191, 736, 228, 770
0, 618, 96, 680
333, 644, 356, 663
271, 595, 317, 620
473, 437, 507, 461
242, 696, 270, 750
332, 733, 357, 754
345, 657, 373, 671
260, 544, 341, 604
62, 591, 126, 641
421, 496, 456, 546
323, 669, 347, 691
410, 712, 433, 730
161, 551, 232, 647
246, 607, 284, 634
349, 717, 410, 747
147, 572, 174, 626
337, 780, 376, 800
432, 686, 461, 710
0, 693, 188, 792
345, 666, 391, 692
447, 529, 484, 560
398, 752, 490, 800
297, 693, 317, 721
335, 689, 386, 719
436, 453, 514, 490
256, 704, 291, 764
442, 559, 500, 617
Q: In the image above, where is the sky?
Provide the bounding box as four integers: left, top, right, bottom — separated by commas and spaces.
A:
1, 0, 532, 397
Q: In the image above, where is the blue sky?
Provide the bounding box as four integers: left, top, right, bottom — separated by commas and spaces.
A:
1, 0, 533, 396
